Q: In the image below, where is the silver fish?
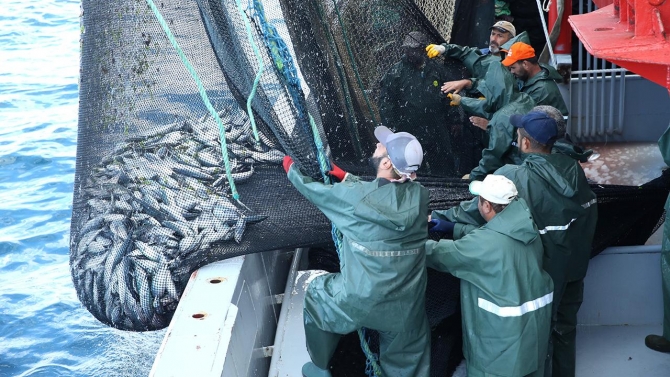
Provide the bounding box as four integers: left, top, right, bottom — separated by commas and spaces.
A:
79, 217, 104, 237
109, 220, 129, 241
172, 164, 214, 181
163, 220, 195, 238
234, 217, 246, 243
178, 235, 202, 255
77, 229, 103, 255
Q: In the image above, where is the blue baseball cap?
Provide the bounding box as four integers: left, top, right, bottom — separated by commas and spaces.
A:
509, 111, 558, 144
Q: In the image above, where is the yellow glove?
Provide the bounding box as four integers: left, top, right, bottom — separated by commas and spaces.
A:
425, 44, 446, 58
447, 93, 461, 106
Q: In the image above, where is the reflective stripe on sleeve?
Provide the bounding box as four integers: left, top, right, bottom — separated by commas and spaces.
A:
350, 241, 420, 257
478, 292, 553, 317
538, 218, 576, 234
582, 198, 597, 209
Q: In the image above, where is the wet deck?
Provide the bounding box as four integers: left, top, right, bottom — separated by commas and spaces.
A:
579, 142, 667, 245
579, 142, 666, 186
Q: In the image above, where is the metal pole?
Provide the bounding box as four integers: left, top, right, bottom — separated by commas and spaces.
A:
599, 58, 606, 136
607, 64, 616, 134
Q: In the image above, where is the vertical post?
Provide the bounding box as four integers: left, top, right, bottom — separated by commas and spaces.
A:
549, 0, 573, 55
549, 0, 573, 84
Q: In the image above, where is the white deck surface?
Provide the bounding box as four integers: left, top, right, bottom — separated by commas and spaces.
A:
269, 270, 327, 377
576, 325, 670, 376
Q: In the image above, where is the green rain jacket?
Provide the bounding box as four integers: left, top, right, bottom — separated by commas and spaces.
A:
287, 166, 430, 333
552, 136, 594, 163
498, 154, 597, 285
439, 31, 531, 84
517, 64, 569, 116
426, 198, 553, 376
657, 124, 670, 337
436, 153, 597, 296
460, 63, 535, 181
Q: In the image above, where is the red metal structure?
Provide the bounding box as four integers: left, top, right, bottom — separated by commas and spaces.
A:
592, 0, 615, 9
569, 0, 670, 93
549, 0, 573, 55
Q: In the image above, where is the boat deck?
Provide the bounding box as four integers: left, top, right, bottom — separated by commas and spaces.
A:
577, 324, 670, 376
151, 143, 670, 377
580, 142, 666, 186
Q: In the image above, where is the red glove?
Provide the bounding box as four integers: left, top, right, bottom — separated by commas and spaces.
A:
328, 162, 347, 182
282, 155, 294, 173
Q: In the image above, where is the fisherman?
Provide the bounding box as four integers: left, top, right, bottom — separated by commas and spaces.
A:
431, 109, 598, 377
283, 127, 430, 377
445, 62, 535, 180
462, 42, 571, 139
426, 21, 533, 142
501, 42, 569, 116
379, 31, 457, 176
426, 174, 553, 377
644, 122, 670, 354
425, 20, 524, 95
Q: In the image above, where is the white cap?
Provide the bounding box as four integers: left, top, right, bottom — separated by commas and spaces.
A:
374, 126, 423, 175
469, 174, 518, 204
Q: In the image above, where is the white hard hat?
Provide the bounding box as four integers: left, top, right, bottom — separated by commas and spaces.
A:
374, 126, 423, 175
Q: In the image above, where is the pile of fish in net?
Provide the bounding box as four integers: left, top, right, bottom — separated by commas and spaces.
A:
70, 107, 283, 330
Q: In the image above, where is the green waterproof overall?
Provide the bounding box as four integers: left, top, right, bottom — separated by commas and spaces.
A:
427, 198, 553, 377
435, 153, 597, 377
287, 166, 431, 377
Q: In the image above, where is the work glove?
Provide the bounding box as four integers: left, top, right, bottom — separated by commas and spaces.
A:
428, 219, 455, 238
447, 93, 461, 106
425, 44, 446, 58
327, 162, 348, 182
282, 155, 294, 173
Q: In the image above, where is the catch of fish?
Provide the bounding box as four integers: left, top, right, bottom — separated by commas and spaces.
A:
70, 107, 283, 330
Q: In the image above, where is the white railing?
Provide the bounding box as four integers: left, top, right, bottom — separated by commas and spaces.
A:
569, 67, 627, 138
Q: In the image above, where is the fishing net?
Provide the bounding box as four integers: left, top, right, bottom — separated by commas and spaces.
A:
73, 1, 668, 371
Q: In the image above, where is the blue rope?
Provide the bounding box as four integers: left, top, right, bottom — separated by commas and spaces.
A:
144, 0, 240, 200
234, 0, 263, 144
249, 0, 308, 125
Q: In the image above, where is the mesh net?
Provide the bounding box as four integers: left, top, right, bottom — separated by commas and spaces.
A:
73, 0, 668, 357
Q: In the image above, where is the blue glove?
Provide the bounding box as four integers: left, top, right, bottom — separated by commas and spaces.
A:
429, 219, 455, 237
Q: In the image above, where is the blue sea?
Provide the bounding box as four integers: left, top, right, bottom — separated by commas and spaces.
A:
0, 1, 165, 375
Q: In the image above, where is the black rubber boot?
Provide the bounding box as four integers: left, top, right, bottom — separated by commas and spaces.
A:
645, 334, 670, 353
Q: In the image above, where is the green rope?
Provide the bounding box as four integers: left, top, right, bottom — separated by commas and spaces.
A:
144, 0, 240, 200
308, 115, 382, 377
235, 0, 263, 145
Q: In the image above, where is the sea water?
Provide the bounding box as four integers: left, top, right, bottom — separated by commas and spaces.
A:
0, 1, 165, 376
